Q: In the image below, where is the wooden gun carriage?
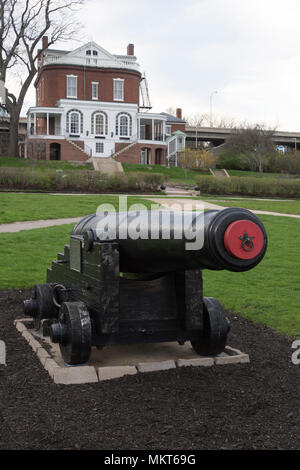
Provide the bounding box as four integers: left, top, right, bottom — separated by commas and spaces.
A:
24, 207, 267, 365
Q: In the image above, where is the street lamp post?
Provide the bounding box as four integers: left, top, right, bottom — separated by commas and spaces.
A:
210, 90, 218, 127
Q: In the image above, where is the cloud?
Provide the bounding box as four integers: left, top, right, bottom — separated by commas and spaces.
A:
15, 0, 300, 130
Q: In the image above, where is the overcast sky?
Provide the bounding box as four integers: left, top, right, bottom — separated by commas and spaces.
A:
21, 0, 300, 131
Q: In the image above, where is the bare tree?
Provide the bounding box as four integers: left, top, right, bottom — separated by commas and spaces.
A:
224, 124, 276, 172
0, 0, 84, 157
185, 112, 238, 129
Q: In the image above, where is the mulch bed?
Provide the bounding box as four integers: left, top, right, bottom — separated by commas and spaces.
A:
0, 289, 299, 450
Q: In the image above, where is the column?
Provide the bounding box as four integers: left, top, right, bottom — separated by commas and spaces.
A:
152, 119, 154, 141
27, 113, 31, 137
34, 113, 37, 136
46, 113, 49, 135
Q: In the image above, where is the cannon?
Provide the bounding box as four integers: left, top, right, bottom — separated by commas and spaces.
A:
24, 207, 267, 365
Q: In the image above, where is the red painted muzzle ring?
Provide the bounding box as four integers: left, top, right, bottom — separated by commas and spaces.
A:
224, 220, 264, 260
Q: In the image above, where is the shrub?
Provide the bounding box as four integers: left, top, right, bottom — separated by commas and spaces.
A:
0, 168, 164, 193
196, 175, 300, 198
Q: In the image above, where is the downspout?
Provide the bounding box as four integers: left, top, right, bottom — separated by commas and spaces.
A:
83, 65, 86, 99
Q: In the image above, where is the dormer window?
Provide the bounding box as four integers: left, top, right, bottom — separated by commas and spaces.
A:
86, 50, 91, 55
93, 50, 98, 56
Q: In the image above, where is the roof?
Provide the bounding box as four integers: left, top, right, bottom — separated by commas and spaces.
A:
160, 112, 186, 124
46, 49, 70, 54
172, 130, 186, 136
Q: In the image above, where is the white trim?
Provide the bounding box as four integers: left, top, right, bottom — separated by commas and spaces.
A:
58, 99, 137, 111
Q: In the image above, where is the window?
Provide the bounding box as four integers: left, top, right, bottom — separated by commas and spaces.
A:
86, 58, 90, 65
166, 125, 172, 136
86, 50, 91, 55
141, 148, 151, 165
92, 82, 98, 100
116, 112, 132, 137
119, 116, 128, 136
113, 79, 124, 101
95, 114, 104, 134
66, 75, 77, 98
66, 109, 83, 134
70, 113, 79, 134
93, 50, 98, 56
93, 59, 97, 65
96, 142, 104, 153
91, 111, 108, 135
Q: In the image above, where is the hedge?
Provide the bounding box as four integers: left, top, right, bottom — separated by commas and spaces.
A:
196, 175, 300, 198
0, 167, 164, 193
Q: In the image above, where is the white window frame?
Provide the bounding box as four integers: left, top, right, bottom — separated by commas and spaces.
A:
113, 78, 124, 101
66, 75, 77, 99
166, 125, 172, 136
92, 82, 99, 100
70, 111, 80, 134
119, 115, 129, 137
95, 113, 104, 135
96, 142, 104, 153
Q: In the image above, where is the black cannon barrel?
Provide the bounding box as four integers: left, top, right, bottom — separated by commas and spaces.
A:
72, 207, 267, 273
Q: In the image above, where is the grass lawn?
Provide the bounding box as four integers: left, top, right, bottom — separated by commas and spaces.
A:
0, 223, 75, 289
198, 195, 300, 215
203, 214, 300, 338
0, 156, 93, 171
0, 214, 299, 338
123, 163, 297, 185
227, 169, 296, 178
122, 162, 208, 184
0, 193, 157, 224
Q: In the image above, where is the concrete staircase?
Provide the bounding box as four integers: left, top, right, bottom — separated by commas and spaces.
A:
89, 157, 123, 174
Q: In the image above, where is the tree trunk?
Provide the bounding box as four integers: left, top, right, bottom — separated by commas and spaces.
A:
8, 111, 20, 157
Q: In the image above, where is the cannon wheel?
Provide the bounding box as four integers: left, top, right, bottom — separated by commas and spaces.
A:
191, 297, 230, 356
57, 301, 92, 365
34, 284, 56, 330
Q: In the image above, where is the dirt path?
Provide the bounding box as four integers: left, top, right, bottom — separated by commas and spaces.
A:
148, 198, 300, 219
0, 217, 82, 233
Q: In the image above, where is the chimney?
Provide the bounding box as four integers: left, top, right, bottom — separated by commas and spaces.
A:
127, 43, 134, 56
176, 108, 182, 120
42, 36, 48, 49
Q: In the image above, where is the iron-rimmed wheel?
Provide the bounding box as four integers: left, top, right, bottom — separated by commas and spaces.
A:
25, 284, 56, 330
50, 301, 92, 365
191, 297, 230, 356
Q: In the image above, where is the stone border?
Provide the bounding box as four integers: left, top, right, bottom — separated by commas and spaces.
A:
15, 318, 250, 385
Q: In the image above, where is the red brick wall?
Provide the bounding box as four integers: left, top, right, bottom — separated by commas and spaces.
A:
115, 143, 167, 165
170, 123, 186, 133
35, 65, 141, 107
27, 138, 88, 161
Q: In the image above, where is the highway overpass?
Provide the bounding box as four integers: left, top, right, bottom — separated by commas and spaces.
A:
185, 126, 300, 151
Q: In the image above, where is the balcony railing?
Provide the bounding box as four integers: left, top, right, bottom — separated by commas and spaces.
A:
40, 54, 140, 72
28, 126, 63, 137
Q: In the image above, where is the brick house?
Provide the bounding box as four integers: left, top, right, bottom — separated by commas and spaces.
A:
26, 37, 186, 166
